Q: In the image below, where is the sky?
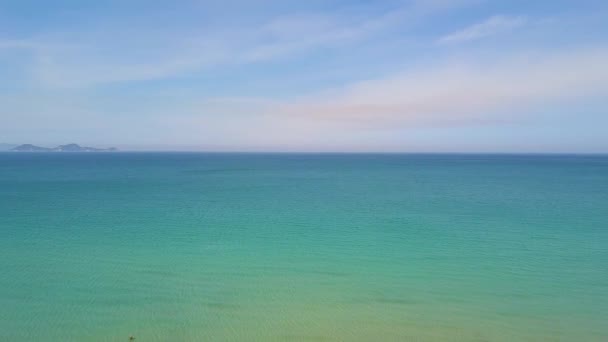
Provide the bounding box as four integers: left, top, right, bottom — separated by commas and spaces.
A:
1, 0, 607, 152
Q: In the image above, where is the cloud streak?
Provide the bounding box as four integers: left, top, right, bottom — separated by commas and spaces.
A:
254, 47, 608, 127
0, 1, 471, 87
4, 46, 607, 147
2, 1, 608, 152
438, 15, 527, 44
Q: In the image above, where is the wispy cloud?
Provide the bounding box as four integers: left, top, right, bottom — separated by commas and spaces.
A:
0, 1, 471, 87
246, 47, 608, 126
3, 46, 608, 151
7, 15, 382, 87
2, 1, 608, 151
0, 39, 46, 50
438, 15, 527, 44
65, 45, 605, 149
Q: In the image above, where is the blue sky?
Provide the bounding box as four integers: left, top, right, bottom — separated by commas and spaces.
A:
1, 0, 607, 152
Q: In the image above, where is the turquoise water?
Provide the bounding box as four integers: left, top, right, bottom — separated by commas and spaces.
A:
1, 153, 607, 341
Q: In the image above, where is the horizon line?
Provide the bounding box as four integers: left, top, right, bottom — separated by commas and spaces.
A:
2, 150, 608, 155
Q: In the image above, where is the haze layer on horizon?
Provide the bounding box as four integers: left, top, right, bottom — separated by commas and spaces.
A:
1, 0, 608, 153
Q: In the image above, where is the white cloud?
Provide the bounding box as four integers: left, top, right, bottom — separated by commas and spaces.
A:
14, 14, 378, 87
72, 46, 606, 150
0, 1, 471, 87
438, 15, 527, 44
240, 47, 608, 127
3, 47, 607, 150
2, 1, 607, 152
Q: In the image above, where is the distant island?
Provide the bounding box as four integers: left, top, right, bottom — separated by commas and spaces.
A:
11, 143, 118, 152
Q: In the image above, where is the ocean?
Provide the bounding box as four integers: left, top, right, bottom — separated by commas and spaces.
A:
1, 153, 607, 341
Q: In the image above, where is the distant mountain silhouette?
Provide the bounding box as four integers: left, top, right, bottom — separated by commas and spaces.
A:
11, 143, 117, 152
11, 144, 51, 152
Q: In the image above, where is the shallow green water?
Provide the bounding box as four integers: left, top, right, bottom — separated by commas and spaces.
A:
1, 153, 607, 341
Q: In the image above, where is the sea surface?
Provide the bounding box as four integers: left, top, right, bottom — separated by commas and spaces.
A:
1, 153, 607, 341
